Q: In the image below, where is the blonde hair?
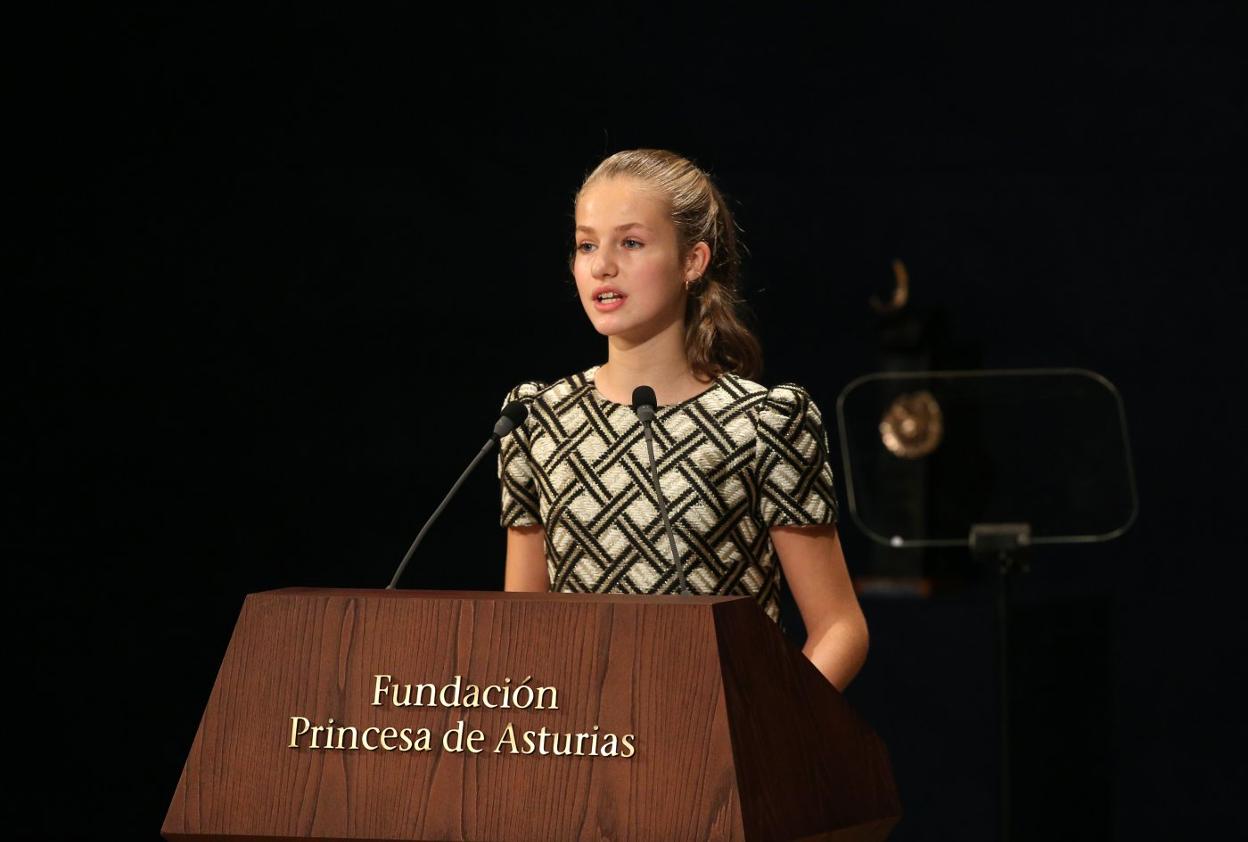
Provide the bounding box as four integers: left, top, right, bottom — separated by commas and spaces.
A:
569, 148, 764, 381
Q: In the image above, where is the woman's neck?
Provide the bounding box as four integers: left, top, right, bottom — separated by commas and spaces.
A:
596, 323, 713, 406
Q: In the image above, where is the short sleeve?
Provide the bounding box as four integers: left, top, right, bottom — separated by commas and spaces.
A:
752, 384, 840, 528
497, 381, 546, 527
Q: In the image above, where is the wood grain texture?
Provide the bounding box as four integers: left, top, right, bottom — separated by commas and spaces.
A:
712, 599, 900, 841
163, 588, 897, 841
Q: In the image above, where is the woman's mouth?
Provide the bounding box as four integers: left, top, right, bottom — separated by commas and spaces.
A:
593, 292, 626, 311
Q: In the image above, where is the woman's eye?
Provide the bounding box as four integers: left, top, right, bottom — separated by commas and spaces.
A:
575, 239, 641, 253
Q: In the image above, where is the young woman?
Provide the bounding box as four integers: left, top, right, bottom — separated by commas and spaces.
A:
497, 149, 868, 691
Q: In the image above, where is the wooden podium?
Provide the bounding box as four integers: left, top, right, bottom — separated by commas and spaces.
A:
163, 588, 899, 841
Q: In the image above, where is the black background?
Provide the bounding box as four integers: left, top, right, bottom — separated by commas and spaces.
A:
11, 4, 1245, 839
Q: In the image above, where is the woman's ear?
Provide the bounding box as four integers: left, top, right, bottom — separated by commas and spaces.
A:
684, 241, 712, 282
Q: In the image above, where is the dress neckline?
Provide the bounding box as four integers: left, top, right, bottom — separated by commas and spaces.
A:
585, 365, 724, 411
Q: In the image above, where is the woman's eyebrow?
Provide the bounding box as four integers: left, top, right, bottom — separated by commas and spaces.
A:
575, 222, 650, 233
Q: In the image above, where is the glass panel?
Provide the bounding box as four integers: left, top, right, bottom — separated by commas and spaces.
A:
836, 369, 1138, 548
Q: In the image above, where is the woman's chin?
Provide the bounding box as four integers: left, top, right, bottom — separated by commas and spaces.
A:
587, 312, 627, 336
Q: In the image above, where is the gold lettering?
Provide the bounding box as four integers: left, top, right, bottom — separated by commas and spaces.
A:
413, 683, 437, 706
535, 685, 558, 710
535, 725, 552, 755
413, 727, 432, 750
494, 722, 518, 754
380, 727, 399, 751
336, 725, 359, 750
372, 674, 392, 706
439, 674, 463, 707
511, 675, 534, 709
443, 719, 466, 752
288, 716, 310, 748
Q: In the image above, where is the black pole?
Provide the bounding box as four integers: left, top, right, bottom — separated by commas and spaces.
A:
970, 523, 1031, 842
996, 549, 1015, 842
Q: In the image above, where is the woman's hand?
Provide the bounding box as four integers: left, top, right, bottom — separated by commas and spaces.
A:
770, 523, 869, 691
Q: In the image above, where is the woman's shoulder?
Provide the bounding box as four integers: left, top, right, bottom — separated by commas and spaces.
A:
719, 372, 819, 413
501, 367, 594, 407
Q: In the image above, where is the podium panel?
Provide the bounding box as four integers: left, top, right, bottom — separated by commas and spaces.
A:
163, 588, 898, 841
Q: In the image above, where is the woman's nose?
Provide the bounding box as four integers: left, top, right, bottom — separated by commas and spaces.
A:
592, 250, 616, 277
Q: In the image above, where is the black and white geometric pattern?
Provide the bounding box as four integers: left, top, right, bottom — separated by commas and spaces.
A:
498, 364, 839, 622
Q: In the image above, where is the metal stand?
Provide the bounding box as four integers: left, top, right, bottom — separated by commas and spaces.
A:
970, 523, 1032, 842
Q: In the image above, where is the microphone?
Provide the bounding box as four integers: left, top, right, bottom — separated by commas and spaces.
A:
494, 401, 529, 441
631, 386, 690, 595
386, 400, 530, 589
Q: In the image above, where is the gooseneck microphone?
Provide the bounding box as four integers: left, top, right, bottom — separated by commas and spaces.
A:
631, 386, 690, 595
386, 400, 530, 589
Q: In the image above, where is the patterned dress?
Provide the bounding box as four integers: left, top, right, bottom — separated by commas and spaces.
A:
497, 364, 839, 623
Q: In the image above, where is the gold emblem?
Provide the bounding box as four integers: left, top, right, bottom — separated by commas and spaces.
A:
879, 390, 943, 458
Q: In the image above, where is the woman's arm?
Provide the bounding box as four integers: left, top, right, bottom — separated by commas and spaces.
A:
504, 524, 550, 592
770, 524, 869, 691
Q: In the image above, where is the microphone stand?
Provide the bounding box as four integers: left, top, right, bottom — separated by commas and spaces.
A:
386, 439, 496, 590
633, 389, 690, 595
386, 401, 529, 590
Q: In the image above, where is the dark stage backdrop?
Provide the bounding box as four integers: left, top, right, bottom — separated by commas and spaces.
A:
11, 5, 1245, 840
